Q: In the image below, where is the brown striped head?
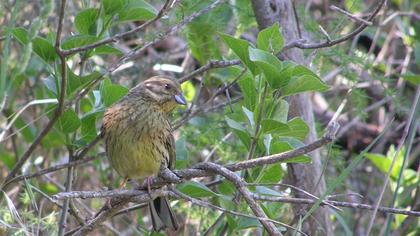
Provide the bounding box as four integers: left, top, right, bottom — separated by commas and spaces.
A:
130, 76, 186, 113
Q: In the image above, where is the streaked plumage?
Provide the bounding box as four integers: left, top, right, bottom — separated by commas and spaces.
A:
102, 76, 186, 231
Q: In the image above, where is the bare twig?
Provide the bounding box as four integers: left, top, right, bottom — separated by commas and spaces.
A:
170, 188, 307, 235
330, 5, 373, 25
247, 183, 342, 212
55, 188, 420, 217
194, 162, 281, 235
179, 60, 241, 83
58, 149, 75, 236
61, 0, 174, 56
69, 189, 167, 236
365, 84, 420, 235
4, 155, 99, 186
282, 0, 386, 51
252, 195, 420, 217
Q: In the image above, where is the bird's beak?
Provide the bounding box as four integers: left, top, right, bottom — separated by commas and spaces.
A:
174, 93, 187, 105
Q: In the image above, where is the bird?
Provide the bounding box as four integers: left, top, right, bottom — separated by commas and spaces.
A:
102, 75, 186, 231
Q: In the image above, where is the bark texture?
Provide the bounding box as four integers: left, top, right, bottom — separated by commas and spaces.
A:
250, 1, 332, 235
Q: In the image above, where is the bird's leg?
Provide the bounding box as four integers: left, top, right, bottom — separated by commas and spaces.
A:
119, 176, 129, 189
146, 176, 153, 196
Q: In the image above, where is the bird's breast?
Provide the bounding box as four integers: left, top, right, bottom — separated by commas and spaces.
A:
104, 103, 171, 181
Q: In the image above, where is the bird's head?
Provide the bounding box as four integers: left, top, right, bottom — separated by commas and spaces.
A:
130, 76, 187, 113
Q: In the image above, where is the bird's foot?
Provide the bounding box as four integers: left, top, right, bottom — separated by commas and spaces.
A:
146, 176, 153, 198
119, 176, 129, 189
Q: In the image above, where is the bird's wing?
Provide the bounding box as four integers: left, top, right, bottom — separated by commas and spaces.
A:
164, 128, 176, 170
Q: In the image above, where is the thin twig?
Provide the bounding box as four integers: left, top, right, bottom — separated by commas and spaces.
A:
282, 0, 386, 51
4, 155, 99, 186
61, 0, 174, 56
170, 188, 306, 235
194, 162, 281, 235
365, 84, 420, 235
178, 60, 241, 83
252, 195, 420, 217
330, 5, 373, 25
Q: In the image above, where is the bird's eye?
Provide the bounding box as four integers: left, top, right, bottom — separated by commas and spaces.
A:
164, 84, 171, 90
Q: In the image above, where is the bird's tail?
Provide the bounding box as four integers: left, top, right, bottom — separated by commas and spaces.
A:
149, 196, 179, 232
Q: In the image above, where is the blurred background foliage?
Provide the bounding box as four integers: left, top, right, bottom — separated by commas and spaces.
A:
0, 0, 419, 235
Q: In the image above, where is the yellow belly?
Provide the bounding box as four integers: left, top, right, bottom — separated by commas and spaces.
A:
107, 134, 161, 181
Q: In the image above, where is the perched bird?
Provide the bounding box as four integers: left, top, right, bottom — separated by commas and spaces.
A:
102, 75, 186, 231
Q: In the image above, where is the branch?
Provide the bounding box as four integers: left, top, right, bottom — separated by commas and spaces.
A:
2, 136, 102, 187
55, 189, 420, 217
330, 5, 373, 25
61, 0, 174, 56
194, 162, 281, 235
170, 188, 307, 235
252, 194, 420, 217
68, 189, 167, 236
56, 120, 339, 234
178, 59, 241, 83
282, 0, 386, 51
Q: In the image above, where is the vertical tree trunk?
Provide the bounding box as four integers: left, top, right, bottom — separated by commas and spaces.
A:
250, 1, 332, 235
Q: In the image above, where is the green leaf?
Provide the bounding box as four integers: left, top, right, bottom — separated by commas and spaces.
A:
220, 33, 258, 75
40, 183, 59, 195
102, 0, 124, 15
57, 109, 81, 133
175, 137, 188, 169
181, 80, 196, 102
67, 71, 101, 96
42, 129, 66, 148
366, 146, 405, 180
242, 106, 255, 128
80, 114, 97, 142
402, 73, 420, 85
13, 117, 36, 143
255, 186, 283, 196
218, 180, 235, 195
100, 79, 128, 107
280, 65, 329, 96
12, 27, 30, 45
32, 37, 57, 62
75, 8, 99, 35
257, 22, 283, 53
286, 118, 309, 141
42, 76, 58, 96
237, 70, 257, 110
0, 151, 16, 170
225, 117, 250, 148
261, 118, 308, 141
260, 119, 290, 134
61, 35, 98, 50
237, 217, 261, 230
118, 0, 157, 22
181, 1, 231, 64
177, 181, 218, 198
270, 139, 311, 163
249, 48, 290, 89
93, 45, 122, 55
270, 99, 289, 123
256, 164, 282, 183
225, 117, 246, 132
